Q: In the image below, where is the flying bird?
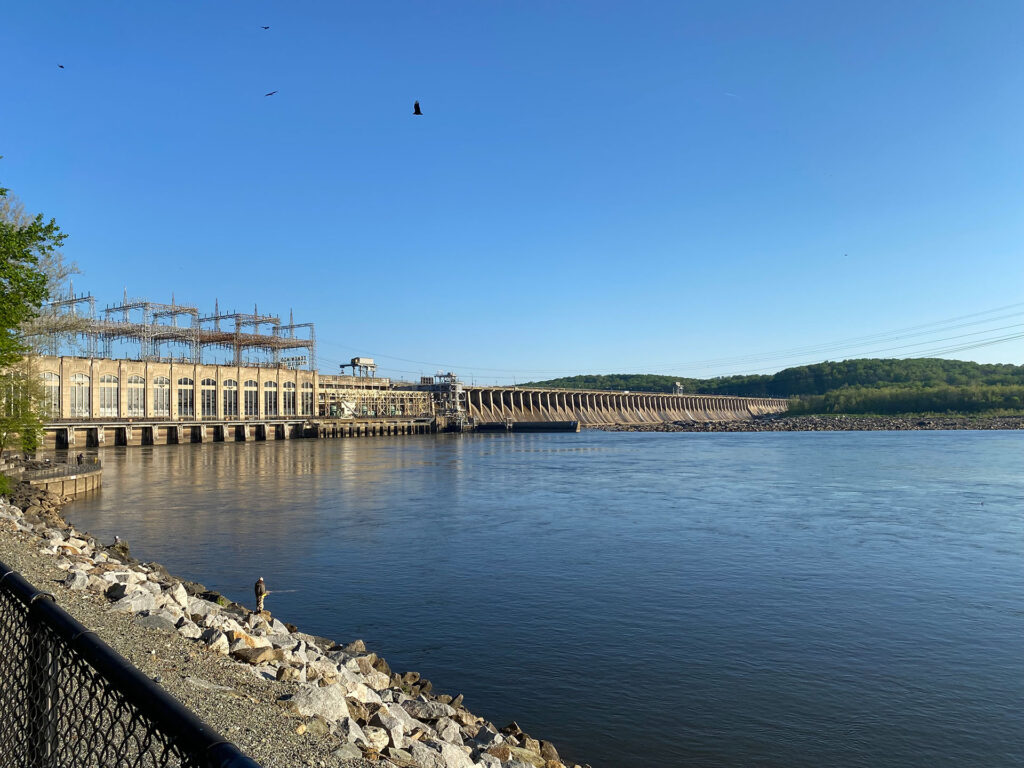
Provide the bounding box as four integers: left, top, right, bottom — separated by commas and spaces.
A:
413, 101, 423, 115
264, 90, 278, 97
58, 64, 65, 69
260, 26, 270, 29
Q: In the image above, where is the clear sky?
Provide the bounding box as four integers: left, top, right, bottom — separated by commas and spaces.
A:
3, 1, 1023, 383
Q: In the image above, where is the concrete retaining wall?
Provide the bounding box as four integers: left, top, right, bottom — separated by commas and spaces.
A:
26, 468, 102, 497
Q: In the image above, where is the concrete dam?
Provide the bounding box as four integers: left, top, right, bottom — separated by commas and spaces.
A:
36, 355, 788, 447
31, 294, 789, 444
464, 386, 787, 427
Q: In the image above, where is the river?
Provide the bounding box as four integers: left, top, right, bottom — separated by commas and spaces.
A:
67, 430, 1024, 767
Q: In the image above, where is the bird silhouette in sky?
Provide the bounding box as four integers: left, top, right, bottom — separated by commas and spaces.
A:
264, 90, 278, 97
58, 64, 65, 69
413, 101, 423, 115
261, 26, 270, 29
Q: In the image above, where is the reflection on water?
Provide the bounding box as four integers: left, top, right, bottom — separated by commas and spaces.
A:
69, 431, 1024, 768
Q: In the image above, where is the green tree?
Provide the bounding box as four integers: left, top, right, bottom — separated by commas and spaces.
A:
2, 189, 84, 353
0, 176, 64, 478
0, 357, 45, 456
1, 183, 63, 366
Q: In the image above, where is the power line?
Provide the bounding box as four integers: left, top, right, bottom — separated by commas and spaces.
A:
315, 300, 1024, 381
703, 328, 1024, 378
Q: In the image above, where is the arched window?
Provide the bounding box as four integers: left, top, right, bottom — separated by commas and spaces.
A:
177, 377, 195, 418
126, 375, 145, 417
222, 379, 238, 418
41, 372, 60, 417
301, 381, 313, 416
153, 376, 170, 417
200, 378, 218, 419
282, 381, 297, 415
70, 373, 90, 418
243, 380, 258, 417
263, 381, 278, 417
98, 374, 119, 417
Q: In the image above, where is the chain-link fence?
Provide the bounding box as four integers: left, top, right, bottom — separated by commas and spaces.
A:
0, 559, 261, 768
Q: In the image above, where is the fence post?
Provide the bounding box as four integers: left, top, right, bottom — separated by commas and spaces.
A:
27, 595, 58, 767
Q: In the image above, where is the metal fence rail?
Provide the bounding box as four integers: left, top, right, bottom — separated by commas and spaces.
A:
20, 457, 102, 483
0, 559, 261, 768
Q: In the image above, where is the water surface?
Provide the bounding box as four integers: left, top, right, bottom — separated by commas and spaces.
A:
68, 431, 1024, 767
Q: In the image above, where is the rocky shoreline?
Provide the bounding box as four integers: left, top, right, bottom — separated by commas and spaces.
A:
0, 483, 584, 768
595, 413, 1024, 433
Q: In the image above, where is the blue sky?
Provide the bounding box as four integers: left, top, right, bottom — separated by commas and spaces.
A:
3, 1, 1022, 383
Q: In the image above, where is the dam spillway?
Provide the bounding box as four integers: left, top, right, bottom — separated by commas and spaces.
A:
463, 386, 787, 427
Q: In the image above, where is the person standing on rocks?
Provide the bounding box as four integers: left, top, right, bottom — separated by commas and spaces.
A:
255, 576, 267, 613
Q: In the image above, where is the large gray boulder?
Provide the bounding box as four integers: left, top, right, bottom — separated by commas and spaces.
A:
333, 716, 368, 747
437, 742, 474, 768
137, 613, 179, 632
64, 571, 89, 590
435, 717, 462, 745
402, 699, 455, 721
187, 597, 221, 620
165, 582, 189, 609
177, 621, 203, 640
331, 744, 362, 761
362, 725, 390, 752
286, 684, 350, 722
363, 669, 392, 690
200, 628, 230, 655
408, 742, 446, 768
111, 591, 156, 614
370, 705, 410, 750
105, 582, 145, 601
347, 682, 383, 705
101, 569, 144, 586
276, 665, 303, 683
231, 646, 285, 665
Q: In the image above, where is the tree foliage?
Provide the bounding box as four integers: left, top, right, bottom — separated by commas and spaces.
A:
787, 384, 1024, 415
0, 357, 45, 455
0, 182, 64, 366
0, 175, 65, 462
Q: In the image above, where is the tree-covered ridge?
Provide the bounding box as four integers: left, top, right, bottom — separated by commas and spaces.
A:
523, 358, 1024, 398
787, 384, 1024, 415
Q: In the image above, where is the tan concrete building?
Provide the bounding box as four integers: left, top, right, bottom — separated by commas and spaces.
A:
36, 356, 435, 447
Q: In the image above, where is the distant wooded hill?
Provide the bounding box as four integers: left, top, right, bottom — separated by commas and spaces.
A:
521, 358, 1024, 415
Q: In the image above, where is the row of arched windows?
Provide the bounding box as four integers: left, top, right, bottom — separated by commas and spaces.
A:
39, 373, 313, 419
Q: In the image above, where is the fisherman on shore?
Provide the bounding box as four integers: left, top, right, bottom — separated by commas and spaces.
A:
255, 576, 267, 613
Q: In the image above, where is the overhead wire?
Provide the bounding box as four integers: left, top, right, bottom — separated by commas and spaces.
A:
315, 300, 1024, 381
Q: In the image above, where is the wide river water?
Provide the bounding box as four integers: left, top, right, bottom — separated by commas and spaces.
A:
68, 430, 1023, 767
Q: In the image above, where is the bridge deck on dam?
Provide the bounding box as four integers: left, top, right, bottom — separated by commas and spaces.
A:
465, 387, 787, 426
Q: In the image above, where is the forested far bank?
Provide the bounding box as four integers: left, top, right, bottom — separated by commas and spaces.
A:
523, 358, 1024, 416
787, 384, 1024, 415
